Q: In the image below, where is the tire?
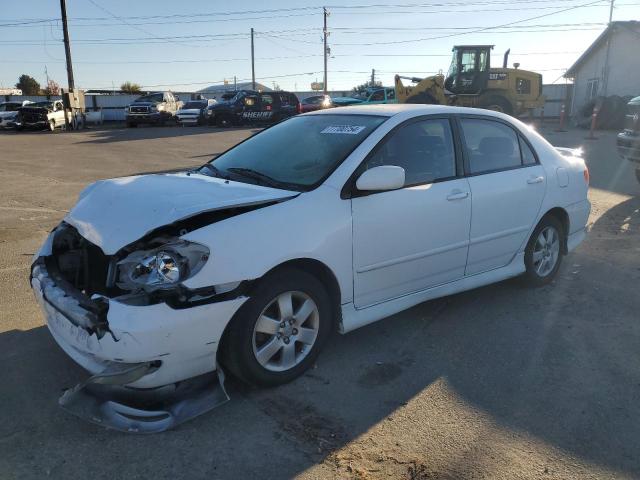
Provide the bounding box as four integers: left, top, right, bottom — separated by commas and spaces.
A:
126, 122, 137, 128
522, 215, 564, 287
220, 267, 334, 387
405, 92, 437, 105
216, 114, 233, 128
482, 96, 513, 115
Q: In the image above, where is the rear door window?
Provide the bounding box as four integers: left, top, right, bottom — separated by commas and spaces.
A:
459, 119, 522, 174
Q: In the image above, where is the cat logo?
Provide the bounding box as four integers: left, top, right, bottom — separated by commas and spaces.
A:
489, 73, 508, 81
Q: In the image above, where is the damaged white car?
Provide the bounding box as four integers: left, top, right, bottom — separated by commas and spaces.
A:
31, 105, 591, 432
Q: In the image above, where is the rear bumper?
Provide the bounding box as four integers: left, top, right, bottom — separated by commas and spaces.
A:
566, 198, 591, 252
617, 132, 640, 164
31, 260, 246, 389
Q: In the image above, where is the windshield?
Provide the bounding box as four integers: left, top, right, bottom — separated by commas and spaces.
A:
202, 114, 386, 190
446, 50, 458, 78
134, 93, 163, 103
183, 102, 206, 109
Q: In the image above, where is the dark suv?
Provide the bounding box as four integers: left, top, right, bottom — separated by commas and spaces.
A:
617, 96, 640, 183
208, 90, 301, 127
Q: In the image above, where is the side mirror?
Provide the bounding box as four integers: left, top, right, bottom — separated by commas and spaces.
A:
356, 165, 405, 192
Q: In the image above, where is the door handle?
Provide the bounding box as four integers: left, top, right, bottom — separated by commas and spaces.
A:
527, 176, 544, 184
446, 190, 469, 201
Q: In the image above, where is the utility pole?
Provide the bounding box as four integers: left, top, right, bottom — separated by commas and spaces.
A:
609, 0, 615, 22
323, 7, 328, 95
251, 28, 256, 90
234, 75, 237, 91
59, 0, 74, 90
602, 0, 615, 95
44, 66, 50, 96
371, 69, 375, 87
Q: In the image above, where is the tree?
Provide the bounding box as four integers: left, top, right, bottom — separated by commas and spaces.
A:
120, 81, 142, 94
43, 79, 60, 96
16, 74, 40, 95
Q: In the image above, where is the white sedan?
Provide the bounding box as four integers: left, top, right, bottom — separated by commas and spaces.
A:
31, 105, 590, 431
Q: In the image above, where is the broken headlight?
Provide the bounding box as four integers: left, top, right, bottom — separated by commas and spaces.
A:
116, 240, 209, 292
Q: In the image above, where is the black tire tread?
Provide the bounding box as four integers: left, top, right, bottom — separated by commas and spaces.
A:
220, 267, 334, 387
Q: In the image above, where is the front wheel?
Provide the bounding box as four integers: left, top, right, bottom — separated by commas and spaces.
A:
522, 216, 564, 287
482, 96, 513, 115
220, 268, 333, 387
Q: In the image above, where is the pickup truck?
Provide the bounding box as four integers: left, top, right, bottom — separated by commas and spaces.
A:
208, 90, 300, 127
125, 91, 182, 127
17, 100, 70, 131
616, 96, 640, 183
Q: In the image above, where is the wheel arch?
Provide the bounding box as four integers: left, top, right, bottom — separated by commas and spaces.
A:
540, 207, 570, 254
216, 257, 343, 365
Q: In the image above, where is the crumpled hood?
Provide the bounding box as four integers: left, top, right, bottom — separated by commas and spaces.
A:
65, 172, 297, 254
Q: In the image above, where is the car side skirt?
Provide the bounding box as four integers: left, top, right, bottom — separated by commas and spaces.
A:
340, 252, 526, 333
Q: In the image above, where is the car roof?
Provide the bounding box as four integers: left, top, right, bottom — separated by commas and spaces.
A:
306, 103, 509, 118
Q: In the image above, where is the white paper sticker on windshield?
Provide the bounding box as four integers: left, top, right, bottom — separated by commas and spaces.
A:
321, 125, 366, 135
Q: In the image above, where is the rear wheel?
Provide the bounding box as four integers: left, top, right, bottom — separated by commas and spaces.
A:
126, 121, 137, 128
523, 216, 564, 286
221, 268, 333, 387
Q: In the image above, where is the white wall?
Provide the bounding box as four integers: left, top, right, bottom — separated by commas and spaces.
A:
571, 26, 640, 115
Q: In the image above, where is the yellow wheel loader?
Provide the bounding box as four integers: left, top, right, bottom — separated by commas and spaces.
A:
394, 45, 545, 117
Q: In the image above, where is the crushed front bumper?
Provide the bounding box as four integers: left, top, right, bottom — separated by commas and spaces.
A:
31, 257, 247, 431
31, 262, 246, 388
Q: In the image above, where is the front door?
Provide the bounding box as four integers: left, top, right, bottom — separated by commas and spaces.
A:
351, 117, 472, 308
458, 117, 546, 275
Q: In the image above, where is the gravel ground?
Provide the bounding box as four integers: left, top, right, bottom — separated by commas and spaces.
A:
0, 123, 638, 480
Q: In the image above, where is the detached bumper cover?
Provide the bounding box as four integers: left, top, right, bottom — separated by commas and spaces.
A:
59, 363, 230, 433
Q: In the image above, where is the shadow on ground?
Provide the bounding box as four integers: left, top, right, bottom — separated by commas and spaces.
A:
1, 193, 639, 479
71, 125, 262, 145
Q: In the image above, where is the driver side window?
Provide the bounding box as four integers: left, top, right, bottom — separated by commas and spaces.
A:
362, 118, 456, 186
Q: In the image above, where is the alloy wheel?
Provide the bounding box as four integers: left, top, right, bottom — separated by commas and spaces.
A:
532, 226, 560, 277
252, 291, 320, 372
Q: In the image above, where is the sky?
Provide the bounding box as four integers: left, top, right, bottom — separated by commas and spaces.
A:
1, 0, 639, 93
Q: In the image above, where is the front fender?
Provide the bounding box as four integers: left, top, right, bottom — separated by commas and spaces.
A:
181, 185, 353, 303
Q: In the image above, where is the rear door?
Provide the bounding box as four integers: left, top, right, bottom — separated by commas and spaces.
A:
277, 93, 297, 119
459, 116, 546, 275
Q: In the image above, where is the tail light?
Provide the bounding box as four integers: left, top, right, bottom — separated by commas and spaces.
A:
296, 102, 302, 114
584, 166, 590, 185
